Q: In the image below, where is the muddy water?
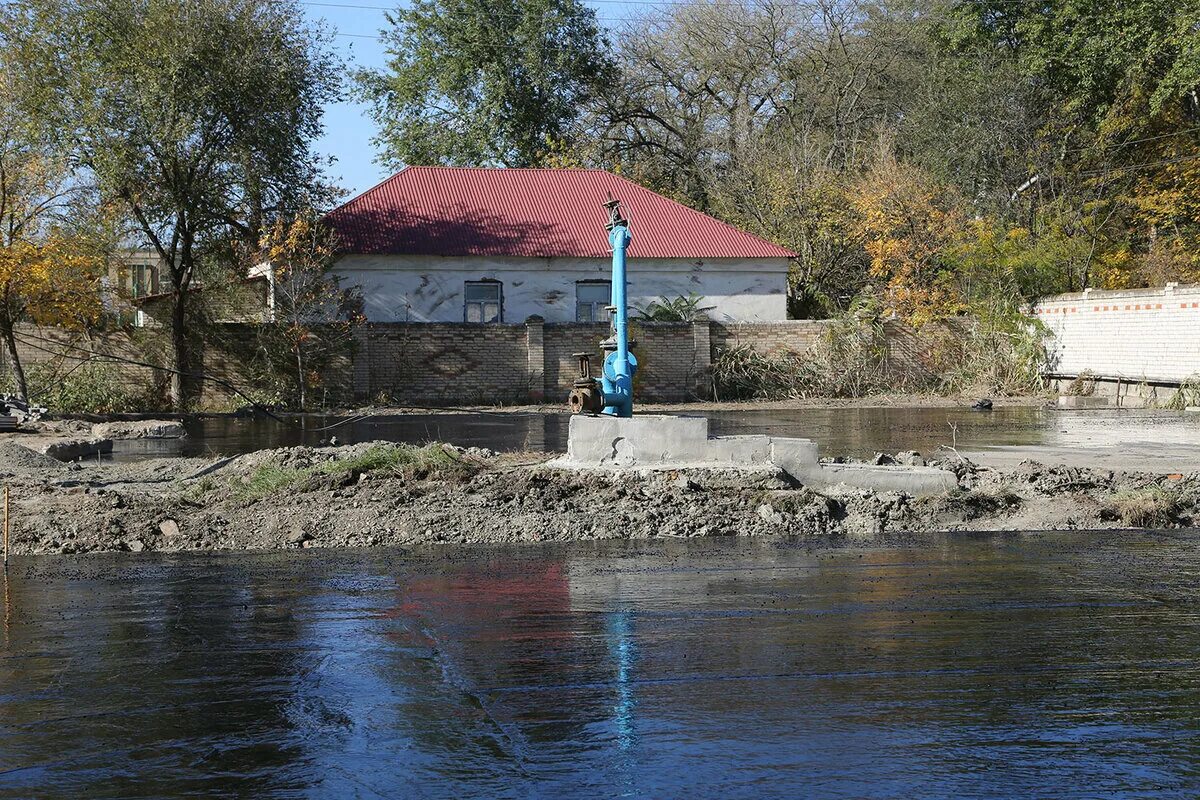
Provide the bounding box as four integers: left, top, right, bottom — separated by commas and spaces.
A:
3, 533, 1200, 798
110, 405, 1200, 461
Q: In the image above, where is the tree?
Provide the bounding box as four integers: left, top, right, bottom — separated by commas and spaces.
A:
949, 0, 1200, 289
0, 42, 105, 401
589, 0, 955, 312
359, 0, 615, 168
0, 236, 103, 401
848, 141, 968, 326
257, 210, 362, 409
3, 0, 341, 409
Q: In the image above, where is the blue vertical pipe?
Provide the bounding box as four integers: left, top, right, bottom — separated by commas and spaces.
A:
602, 221, 634, 417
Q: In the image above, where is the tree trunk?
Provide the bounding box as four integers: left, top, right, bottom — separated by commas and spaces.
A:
1, 322, 28, 402
295, 344, 305, 410
169, 290, 188, 410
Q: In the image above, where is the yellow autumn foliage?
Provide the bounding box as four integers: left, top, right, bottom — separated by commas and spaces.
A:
0, 233, 103, 328
848, 146, 967, 327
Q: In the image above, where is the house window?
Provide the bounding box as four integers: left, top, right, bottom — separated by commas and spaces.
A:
131, 263, 158, 298
576, 281, 612, 322
464, 281, 502, 323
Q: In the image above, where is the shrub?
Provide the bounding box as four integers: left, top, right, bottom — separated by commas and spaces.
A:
7, 361, 162, 413
1064, 370, 1097, 397
711, 295, 1047, 401
634, 293, 713, 321
1162, 376, 1200, 410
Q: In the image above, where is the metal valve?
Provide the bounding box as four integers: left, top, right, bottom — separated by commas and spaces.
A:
567, 352, 604, 415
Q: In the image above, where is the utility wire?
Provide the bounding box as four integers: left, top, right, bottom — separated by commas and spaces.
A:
1079, 152, 1200, 178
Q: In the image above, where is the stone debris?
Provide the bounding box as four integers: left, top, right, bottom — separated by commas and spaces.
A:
0, 442, 1195, 556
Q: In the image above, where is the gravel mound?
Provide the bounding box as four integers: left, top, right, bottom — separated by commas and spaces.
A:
0, 441, 62, 470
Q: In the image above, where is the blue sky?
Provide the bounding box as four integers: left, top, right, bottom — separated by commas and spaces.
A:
305, 2, 394, 200
303, 1, 641, 200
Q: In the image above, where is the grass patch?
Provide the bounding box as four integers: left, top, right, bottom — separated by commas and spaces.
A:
315, 442, 465, 477
230, 443, 471, 501
238, 465, 308, 500
1105, 487, 1179, 528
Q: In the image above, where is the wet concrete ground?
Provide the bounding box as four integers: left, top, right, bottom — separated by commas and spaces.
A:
3, 533, 1200, 798
111, 405, 1200, 472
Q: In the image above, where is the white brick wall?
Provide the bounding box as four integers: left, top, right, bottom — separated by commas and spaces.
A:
1034, 283, 1200, 382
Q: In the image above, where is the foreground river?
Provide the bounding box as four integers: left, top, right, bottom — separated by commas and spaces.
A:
3, 533, 1200, 798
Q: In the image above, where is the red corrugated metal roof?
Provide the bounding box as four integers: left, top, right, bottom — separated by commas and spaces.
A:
325, 166, 795, 259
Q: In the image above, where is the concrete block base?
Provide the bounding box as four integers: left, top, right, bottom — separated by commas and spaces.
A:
37, 436, 113, 462
554, 414, 956, 496
1056, 395, 1110, 409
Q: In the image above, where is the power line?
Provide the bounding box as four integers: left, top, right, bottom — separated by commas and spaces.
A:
1079, 152, 1200, 178
1068, 126, 1200, 154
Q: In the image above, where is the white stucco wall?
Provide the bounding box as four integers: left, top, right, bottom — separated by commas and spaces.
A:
333, 255, 789, 323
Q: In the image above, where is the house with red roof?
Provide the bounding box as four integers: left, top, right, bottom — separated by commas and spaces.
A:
324, 167, 795, 323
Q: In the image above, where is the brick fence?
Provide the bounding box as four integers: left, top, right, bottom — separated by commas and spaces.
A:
348, 319, 834, 404
1, 319, 842, 406
1034, 283, 1200, 384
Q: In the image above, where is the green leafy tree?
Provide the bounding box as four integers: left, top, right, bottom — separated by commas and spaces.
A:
3, 0, 341, 409
359, 0, 615, 168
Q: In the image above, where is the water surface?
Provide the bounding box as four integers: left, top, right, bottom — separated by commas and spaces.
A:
110, 405, 1200, 462
3, 533, 1200, 798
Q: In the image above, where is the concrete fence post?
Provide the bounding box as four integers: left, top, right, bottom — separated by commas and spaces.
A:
525, 315, 546, 402
691, 319, 712, 399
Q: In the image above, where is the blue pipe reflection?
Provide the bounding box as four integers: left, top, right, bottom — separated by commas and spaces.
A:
606, 609, 636, 751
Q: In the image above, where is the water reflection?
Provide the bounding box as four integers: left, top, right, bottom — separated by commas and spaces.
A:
3, 534, 1200, 798
110, 406, 1200, 462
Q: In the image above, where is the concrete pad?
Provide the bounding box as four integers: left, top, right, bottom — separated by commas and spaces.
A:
769, 437, 821, 476
37, 436, 113, 462
556, 414, 957, 496
565, 414, 712, 466
1057, 395, 1109, 409
797, 463, 958, 496
703, 435, 773, 466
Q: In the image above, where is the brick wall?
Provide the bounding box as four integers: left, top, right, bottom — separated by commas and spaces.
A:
543, 322, 609, 399
1034, 283, 1200, 383
710, 321, 829, 357
353, 323, 533, 403
0, 325, 163, 395
3, 318, 862, 407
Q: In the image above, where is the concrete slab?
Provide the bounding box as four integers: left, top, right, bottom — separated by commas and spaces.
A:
1057, 395, 1110, 409
37, 436, 113, 462
555, 414, 957, 496
565, 414, 713, 466
799, 463, 958, 495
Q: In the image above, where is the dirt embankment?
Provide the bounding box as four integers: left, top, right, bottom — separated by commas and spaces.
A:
0, 440, 1196, 556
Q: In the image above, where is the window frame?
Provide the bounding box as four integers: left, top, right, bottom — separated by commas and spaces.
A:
575, 280, 612, 323
463, 280, 503, 324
